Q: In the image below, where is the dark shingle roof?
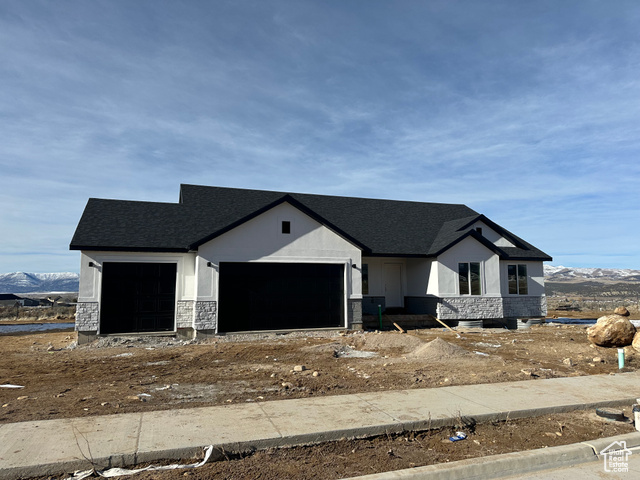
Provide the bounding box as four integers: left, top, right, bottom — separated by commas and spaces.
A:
0, 294, 22, 301
69, 184, 552, 261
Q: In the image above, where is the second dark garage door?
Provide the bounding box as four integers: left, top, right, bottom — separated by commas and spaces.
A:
218, 263, 344, 332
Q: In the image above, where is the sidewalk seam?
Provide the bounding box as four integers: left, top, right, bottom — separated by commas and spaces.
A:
134, 412, 143, 464
256, 402, 284, 439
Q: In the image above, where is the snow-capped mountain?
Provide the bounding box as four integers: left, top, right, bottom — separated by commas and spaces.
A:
544, 265, 640, 282
0, 272, 79, 294
2, 267, 637, 293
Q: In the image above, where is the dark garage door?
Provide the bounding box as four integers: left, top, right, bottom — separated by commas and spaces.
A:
218, 263, 344, 332
100, 262, 176, 334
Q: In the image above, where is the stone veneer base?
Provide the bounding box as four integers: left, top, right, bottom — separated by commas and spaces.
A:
437, 296, 547, 321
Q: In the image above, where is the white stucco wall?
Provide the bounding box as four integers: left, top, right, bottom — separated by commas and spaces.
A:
196, 202, 362, 302
473, 221, 515, 247
405, 258, 433, 296
78, 251, 196, 304
435, 236, 501, 296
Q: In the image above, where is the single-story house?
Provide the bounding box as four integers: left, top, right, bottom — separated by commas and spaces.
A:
0, 294, 39, 307
70, 184, 552, 343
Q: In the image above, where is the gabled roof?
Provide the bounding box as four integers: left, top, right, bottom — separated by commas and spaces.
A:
0, 293, 22, 301
70, 184, 552, 261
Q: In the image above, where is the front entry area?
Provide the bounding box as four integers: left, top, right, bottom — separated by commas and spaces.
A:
218, 262, 344, 332
383, 263, 403, 308
100, 262, 176, 334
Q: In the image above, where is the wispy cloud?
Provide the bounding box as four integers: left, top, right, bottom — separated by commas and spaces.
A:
1, 0, 639, 271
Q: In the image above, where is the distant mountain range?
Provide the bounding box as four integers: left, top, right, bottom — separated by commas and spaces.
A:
0, 266, 638, 294
544, 265, 640, 283
0, 272, 80, 294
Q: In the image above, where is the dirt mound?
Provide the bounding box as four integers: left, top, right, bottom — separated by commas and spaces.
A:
410, 337, 470, 360
354, 332, 424, 352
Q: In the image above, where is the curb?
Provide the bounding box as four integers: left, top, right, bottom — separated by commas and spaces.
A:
341, 432, 640, 480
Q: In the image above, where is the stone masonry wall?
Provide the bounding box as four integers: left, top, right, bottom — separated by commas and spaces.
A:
348, 299, 363, 329
437, 297, 503, 320
76, 302, 99, 331
194, 301, 217, 331
176, 300, 194, 328
503, 296, 547, 318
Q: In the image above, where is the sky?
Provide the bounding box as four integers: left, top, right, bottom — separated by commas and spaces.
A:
1, 0, 639, 273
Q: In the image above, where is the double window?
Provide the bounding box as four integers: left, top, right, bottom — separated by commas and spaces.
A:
458, 262, 481, 295
508, 264, 528, 295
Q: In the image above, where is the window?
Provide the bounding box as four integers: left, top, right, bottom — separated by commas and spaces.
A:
281, 221, 291, 234
459, 262, 481, 295
362, 264, 369, 294
508, 264, 528, 295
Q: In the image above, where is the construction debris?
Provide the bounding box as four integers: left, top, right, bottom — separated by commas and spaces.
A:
393, 322, 405, 334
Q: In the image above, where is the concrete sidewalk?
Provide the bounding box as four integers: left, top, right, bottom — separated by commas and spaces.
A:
1, 372, 640, 479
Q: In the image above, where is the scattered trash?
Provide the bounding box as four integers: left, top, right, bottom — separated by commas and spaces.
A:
473, 351, 489, 356
0, 384, 24, 389
449, 431, 467, 442
293, 365, 306, 372
155, 384, 177, 391
63, 445, 214, 479
473, 342, 501, 348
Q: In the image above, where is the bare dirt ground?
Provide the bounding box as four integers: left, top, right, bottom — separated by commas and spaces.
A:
3, 309, 639, 479
1, 310, 638, 425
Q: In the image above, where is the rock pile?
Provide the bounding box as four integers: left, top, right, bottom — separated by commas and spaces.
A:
587, 307, 636, 348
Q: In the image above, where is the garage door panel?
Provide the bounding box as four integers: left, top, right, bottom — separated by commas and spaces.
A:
218, 263, 344, 332
100, 262, 176, 334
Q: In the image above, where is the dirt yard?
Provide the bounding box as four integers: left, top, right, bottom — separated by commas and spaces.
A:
1, 311, 638, 424
3, 310, 639, 479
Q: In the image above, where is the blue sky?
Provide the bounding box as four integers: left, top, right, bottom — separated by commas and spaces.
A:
1, 0, 639, 273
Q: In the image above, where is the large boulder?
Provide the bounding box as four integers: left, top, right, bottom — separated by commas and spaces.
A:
587, 314, 636, 348
633, 331, 640, 352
